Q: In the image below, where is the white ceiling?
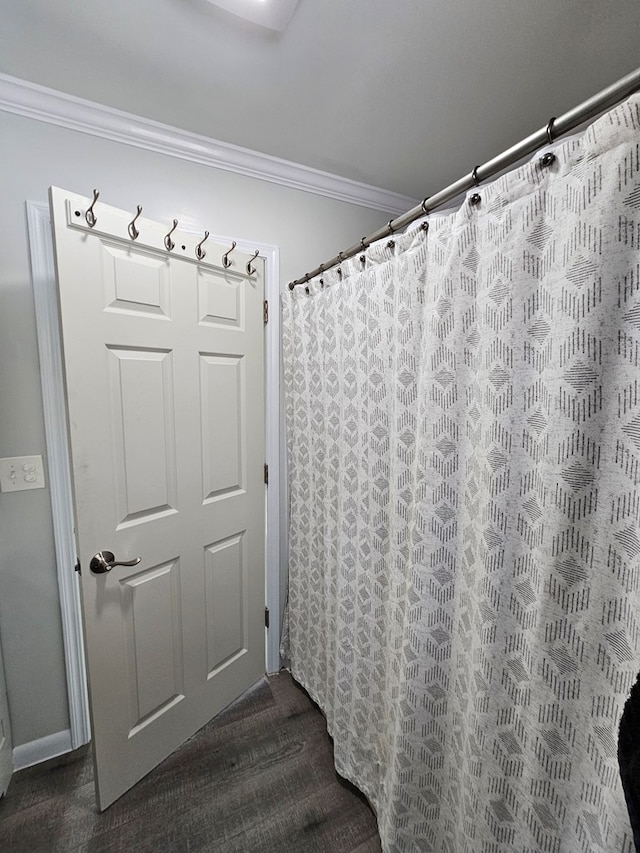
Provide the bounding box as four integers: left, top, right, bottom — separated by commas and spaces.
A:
1, 0, 639, 201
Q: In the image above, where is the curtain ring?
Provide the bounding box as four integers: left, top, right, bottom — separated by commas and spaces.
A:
127, 205, 143, 241
387, 220, 395, 235
164, 219, 178, 251
195, 231, 209, 261
421, 198, 430, 214
546, 116, 557, 145
85, 189, 99, 228
472, 166, 481, 187
246, 249, 260, 275
222, 240, 237, 269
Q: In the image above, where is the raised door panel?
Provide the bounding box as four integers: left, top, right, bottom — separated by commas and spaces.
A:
120, 559, 185, 734
200, 353, 245, 502
198, 270, 243, 330
107, 347, 178, 527
204, 533, 247, 676
101, 242, 171, 320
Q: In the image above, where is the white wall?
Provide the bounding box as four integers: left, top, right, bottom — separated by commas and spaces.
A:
0, 109, 388, 749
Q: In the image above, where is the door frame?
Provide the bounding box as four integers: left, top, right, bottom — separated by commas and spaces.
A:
27, 200, 282, 750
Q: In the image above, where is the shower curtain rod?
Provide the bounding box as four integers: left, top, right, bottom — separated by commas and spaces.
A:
289, 65, 640, 291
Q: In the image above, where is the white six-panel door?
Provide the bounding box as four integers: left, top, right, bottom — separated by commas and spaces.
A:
49, 188, 265, 810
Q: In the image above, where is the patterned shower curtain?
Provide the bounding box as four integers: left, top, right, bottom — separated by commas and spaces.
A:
282, 94, 640, 852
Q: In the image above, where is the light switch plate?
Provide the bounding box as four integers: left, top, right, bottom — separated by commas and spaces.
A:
0, 455, 46, 492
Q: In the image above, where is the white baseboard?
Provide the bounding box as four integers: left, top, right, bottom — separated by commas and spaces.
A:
13, 729, 73, 771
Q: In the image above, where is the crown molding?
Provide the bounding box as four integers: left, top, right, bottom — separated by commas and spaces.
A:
0, 73, 418, 216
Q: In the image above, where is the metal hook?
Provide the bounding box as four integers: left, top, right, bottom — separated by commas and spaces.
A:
195, 231, 209, 261
164, 219, 178, 251
472, 166, 481, 187
246, 250, 260, 276
420, 221, 430, 233
546, 116, 556, 145
85, 189, 99, 228
128, 205, 142, 241
222, 240, 237, 269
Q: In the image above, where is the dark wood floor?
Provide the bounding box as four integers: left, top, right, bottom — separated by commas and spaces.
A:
0, 672, 381, 853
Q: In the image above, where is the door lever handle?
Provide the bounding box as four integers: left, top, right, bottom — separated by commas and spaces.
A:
90, 550, 141, 574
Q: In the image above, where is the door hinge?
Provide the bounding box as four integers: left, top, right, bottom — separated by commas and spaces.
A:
75, 558, 81, 574
263, 300, 269, 324
265, 606, 270, 629
264, 463, 269, 485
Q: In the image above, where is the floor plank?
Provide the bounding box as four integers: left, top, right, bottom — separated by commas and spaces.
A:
0, 673, 381, 853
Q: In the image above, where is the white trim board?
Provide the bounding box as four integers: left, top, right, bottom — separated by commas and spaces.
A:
27, 202, 91, 751
27, 200, 283, 762
228, 234, 283, 674
1, 74, 419, 216
13, 729, 73, 771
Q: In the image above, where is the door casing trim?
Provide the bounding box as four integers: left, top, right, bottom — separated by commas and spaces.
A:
27, 200, 281, 753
